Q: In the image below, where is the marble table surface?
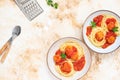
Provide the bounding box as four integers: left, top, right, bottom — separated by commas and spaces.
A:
0, 0, 120, 80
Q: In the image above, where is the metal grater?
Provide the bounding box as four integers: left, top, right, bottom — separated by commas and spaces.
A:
15, 0, 43, 21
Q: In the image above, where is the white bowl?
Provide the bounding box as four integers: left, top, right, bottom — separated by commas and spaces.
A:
83, 10, 120, 53
46, 37, 91, 80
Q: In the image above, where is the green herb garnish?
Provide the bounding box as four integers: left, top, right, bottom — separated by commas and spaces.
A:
46, 0, 58, 9
47, 0, 53, 5
61, 53, 66, 59
54, 3, 58, 9
91, 21, 96, 28
112, 27, 118, 32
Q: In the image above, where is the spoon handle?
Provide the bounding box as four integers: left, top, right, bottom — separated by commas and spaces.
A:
0, 38, 11, 63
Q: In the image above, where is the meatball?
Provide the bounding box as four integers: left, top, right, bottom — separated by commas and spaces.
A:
95, 31, 104, 41
65, 46, 77, 58
106, 35, 116, 44
60, 62, 72, 73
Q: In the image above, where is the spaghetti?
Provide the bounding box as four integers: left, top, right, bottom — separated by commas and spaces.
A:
53, 40, 85, 77
86, 14, 120, 48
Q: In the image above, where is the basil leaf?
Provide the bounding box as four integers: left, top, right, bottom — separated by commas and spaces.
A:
51, 4, 54, 7
47, 0, 53, 5
54, 3, 58, 9
61, 53, 66, 59
46, 0, 58, 9
91, 21, 96, 28
112, 27, 118, 32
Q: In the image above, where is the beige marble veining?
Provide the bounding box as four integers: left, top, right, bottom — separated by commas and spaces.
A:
0, 0, 120, 80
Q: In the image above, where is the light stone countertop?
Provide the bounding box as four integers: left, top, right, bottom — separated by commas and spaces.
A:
0, 0, 120, 80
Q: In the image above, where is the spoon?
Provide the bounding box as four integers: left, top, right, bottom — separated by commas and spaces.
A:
0, 26, 21, 63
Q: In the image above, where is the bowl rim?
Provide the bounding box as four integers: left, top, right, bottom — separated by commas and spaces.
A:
46, 37, 92, 80
82, 10, 120, 54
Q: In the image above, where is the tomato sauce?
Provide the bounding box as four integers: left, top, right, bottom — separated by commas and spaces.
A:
86, 26, 92, 36
73, 56, 85, 71
93, 15, 103, 26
